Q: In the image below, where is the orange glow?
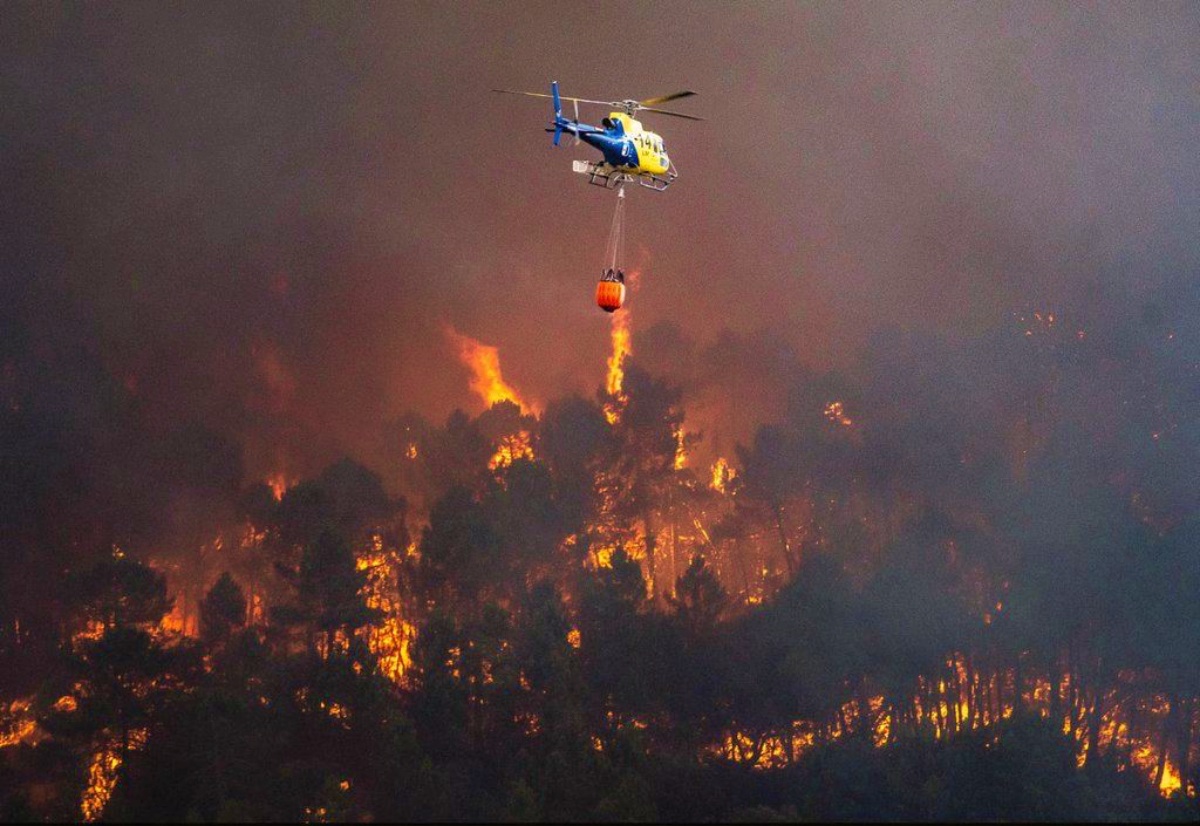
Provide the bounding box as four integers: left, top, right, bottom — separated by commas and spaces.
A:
823, 400, 853, 427
604, 312, 631, 423
73, 619, 107, 648
673, 425, 687, 470
488, 430, 535, 471
567, 628, 581, 649
0, 699, 35, 749
593, 545, 615, 569
356, 538, 416, 684
81, 748, 121, 822
1159, 760, 1183, 796
266, 472, 294, 501
445, 326, 531, 412
159, 602, 191, 637
710, 457, 736, 493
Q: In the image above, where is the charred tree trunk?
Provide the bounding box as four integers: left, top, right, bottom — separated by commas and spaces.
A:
1154, 694, 1174, 792
1049, 654, 1063, 728
1085, 687, 1104, 766
770, 499, 795, 577
642, 511, 658, 605
1177, 696, 1192, 796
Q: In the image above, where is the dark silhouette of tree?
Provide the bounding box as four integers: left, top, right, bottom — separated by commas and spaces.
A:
199, 572, 247, 646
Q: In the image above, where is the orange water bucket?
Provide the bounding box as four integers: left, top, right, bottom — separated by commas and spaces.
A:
596, 276, 626, 313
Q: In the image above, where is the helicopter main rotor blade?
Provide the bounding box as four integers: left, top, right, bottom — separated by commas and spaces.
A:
638, 106, 704, 121
491, 89, 613, 107
638, 91, 697, 106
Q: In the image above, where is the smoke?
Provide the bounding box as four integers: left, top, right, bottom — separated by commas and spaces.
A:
0, 2, 1196, 532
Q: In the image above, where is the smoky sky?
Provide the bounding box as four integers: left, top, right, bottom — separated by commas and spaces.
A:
2, 2, 1197, 480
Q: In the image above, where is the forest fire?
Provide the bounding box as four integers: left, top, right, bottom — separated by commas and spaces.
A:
1, 5, 1197, 821
3, 269, 1196, 822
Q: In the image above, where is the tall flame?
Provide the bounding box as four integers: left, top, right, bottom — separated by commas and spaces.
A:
604, 312, 632, 425
710, 457, 736, 493
445, 326, 530, 412
606, 311, 631, 398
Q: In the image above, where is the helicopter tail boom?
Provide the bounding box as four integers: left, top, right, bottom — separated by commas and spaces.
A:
550, 81, 563, 145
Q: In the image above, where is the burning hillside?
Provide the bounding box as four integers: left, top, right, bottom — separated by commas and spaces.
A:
3, 286, 1198, 821
2, 3, 1198, 822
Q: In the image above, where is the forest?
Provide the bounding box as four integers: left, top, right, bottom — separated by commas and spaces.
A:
1, 273, 1198, 822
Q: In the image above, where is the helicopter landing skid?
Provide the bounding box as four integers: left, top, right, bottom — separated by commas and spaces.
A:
572, 161, 675, 192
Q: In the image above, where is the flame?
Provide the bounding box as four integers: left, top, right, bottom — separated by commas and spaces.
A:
73, 619, 107, 648
159, 602, 191, 637
710, 457, 736, 493
356, 537, 415, 683
266, 472, 294, 501
0, 699, 36, 748
445, 326, 530, 412
673, 425, 687, 471
80, 729, 146, 821
593, 546, 615, 569
1159, 759, 1183, 796
604, 312, 632, 424
81, 748, 121, 822
488, 430, 535, 472
606, 312, 631, 397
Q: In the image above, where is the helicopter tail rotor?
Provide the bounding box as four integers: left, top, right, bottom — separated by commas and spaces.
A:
550, 81, 563, 145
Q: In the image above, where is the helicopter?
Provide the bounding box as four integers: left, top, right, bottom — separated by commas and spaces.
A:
492, 81, 701, 191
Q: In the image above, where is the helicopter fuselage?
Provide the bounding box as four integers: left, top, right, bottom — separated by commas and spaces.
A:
554, 112, 671, 177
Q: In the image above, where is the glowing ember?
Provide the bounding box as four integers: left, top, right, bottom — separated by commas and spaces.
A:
445, 326, 531, 412
73, 619, 107, 648
0, 699, 35, 749
81, 747, 122, 821
823, 400, 853, 427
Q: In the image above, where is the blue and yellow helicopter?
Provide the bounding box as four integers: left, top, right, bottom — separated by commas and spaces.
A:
493, 81, 701, 191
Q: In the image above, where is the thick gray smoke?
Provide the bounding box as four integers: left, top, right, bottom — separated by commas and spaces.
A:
1, 1, 1196, 481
